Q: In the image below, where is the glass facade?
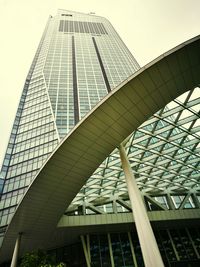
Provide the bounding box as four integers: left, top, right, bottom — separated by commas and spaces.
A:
48, 228, 200, 267
0, 10, 139, 243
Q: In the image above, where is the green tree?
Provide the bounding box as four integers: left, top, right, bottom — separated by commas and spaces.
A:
19, 249, 65, 267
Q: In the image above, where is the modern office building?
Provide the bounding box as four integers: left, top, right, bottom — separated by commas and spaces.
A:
0, 177, 3, 197
0, 9, 200, 267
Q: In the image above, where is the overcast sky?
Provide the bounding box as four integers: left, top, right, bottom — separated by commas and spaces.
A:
0, 0, 200, 166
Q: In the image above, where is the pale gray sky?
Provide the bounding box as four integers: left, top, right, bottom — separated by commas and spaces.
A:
0, 0, 200, 166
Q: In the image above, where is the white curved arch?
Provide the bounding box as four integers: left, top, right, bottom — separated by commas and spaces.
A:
1, 35, 200, 262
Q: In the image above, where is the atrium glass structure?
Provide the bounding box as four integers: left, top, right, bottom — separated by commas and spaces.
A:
0, 9, 200, 267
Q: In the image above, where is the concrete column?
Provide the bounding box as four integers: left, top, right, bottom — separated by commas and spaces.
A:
127, 232, 138, 267
185, 228, 200, 259
107, 233, 115, 267
119, 144, 164, 267
10, 233, 22, 267
80, 235, 91, 267
86, 235, 91, 263
167, 229, 180, 261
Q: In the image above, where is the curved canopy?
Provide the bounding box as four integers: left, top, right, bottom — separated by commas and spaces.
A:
68, 86, 200, 214
1, 35, 200, 262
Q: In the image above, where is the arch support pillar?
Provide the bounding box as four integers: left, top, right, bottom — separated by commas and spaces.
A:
80, 235, 91, 267
10, 233, 22, 267
119, 144, 164, 267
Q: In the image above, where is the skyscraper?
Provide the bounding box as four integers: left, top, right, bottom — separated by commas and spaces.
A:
0, 9, 200, 267
0, 9, 139, 232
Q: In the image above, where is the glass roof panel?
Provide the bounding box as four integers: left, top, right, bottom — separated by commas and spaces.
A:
67, 89, 200, 212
